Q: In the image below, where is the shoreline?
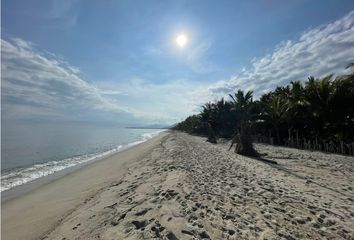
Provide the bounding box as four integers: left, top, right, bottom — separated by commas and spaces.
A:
1, 129, 166, 200
1, 131, 170, 240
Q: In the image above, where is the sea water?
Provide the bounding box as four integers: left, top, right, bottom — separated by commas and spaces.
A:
1, 122, 165, 192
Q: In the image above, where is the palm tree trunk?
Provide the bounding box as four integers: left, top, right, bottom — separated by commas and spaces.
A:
275, 126, 281, 145
207, 122, 217, 143
234, 122, 258, 157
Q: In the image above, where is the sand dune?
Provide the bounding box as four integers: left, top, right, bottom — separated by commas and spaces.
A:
3, 131, 354, 239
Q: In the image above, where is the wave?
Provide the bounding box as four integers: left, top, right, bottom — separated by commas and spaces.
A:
1, 130, 165, 192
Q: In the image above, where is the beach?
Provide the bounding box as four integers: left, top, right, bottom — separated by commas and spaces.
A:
2, 131, 354, 240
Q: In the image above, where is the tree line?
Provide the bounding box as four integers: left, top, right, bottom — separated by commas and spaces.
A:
173, 70, 354, 156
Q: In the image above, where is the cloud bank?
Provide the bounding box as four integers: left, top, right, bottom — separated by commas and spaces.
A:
201, 10, 354, 100
2, 11, 354, 124
1, 38, 164, 123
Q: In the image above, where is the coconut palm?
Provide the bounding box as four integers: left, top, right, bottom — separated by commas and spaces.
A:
304, 75, 335, 140
261, 96, 288, 144
328, 73, 354, 141
228, 90, 259, 157
285, 81, 307, 145
214, 98, 234, 137
201, 102, 217, 143
173, 70, 354, 156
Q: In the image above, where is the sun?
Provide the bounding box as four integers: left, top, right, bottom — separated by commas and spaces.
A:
176, 34, 187, 47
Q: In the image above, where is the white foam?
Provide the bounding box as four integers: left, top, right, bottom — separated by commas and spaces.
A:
1, 130, 165, 192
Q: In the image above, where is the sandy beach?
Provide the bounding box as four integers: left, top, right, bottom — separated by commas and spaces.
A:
2, 131, 354, 240
1, 132, 169, 240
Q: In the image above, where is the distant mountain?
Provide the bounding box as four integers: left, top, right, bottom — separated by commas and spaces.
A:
125, 124, 172, 129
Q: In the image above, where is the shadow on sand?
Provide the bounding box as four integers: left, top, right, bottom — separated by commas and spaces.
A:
251, 155, 352, 200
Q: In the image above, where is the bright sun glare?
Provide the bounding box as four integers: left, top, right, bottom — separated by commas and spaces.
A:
176, 34, 187, 47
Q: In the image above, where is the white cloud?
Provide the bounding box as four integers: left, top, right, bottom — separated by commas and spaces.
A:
201, 10, 354, 99
2, 39, 114, 110
96, 77, 200, 123
2, 11, 353, 125
1, 38, 169, 123
96, 11, 354, 122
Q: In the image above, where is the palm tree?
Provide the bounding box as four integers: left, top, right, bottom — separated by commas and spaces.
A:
286, 81, 307, 145
261, 96, 288, 144
173, 70, 354, 155
173, 115, 204, 134
304, 75, 335, 140
228, 90, 259, 157
214, 98, 234, 137
329, 73, 354, 142
201, 102, 217, 143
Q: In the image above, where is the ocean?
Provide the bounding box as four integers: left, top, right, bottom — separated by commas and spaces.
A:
1, 122, 165, 192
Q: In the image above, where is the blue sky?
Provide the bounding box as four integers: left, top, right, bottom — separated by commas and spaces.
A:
2, 0, 354, 125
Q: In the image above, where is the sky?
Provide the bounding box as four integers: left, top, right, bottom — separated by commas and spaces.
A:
2, 0, 354, 125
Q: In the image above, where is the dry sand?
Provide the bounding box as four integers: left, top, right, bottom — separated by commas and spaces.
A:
2, 131, 354, 239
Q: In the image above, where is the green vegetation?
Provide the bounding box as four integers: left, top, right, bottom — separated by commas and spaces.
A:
173, 71, 354, 156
